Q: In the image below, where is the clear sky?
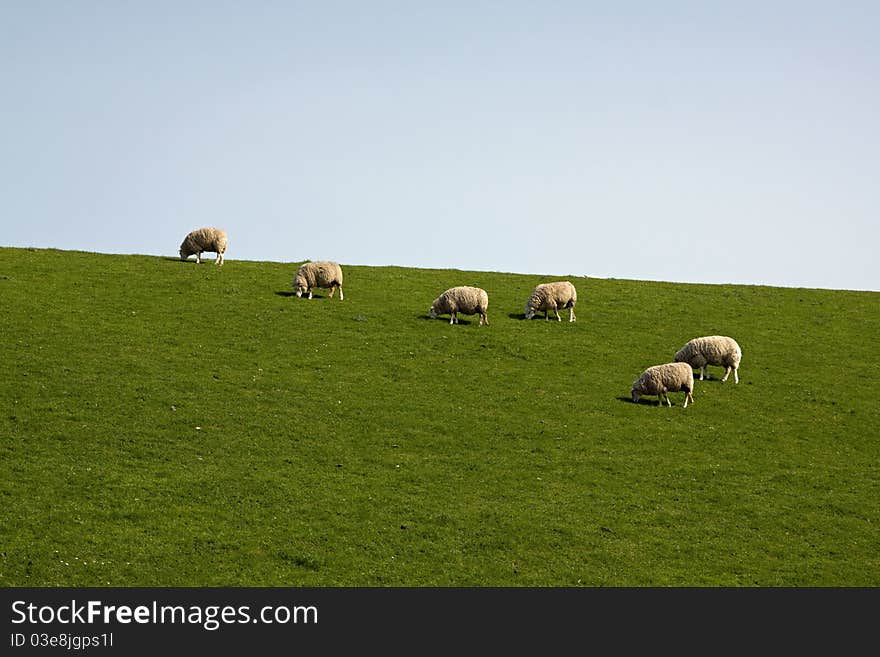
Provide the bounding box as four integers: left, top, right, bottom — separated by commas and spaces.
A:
3, 1, 878, 291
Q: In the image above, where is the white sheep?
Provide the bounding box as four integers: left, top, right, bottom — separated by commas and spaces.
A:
631, 362, 695, 407
179, 227, 228, 265
674, 335, 742, 383
429, 286, 489, 325
293, 261, 344, 300
524, 281, 577, 322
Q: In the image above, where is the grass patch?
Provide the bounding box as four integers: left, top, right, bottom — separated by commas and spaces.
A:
1, 247, 878, 585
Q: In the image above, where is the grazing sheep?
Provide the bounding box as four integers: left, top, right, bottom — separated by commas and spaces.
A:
674, 335, 742, 383
524, 281, 577, 322
631, 362, 695, 408
429, 286, 489, 325
293, 261, 344, 300
179, 227, 228, 265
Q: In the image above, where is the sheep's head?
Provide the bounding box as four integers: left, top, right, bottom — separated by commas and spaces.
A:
524, 304, 536, 320
631, 387, 642, 403
292, 271, 310, 297
429, 305, 438, 319
673, 349, 685, 363
179, 249, 188, 261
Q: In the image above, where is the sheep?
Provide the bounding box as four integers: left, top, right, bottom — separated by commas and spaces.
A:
293, 261, 344, 300
179, 227, 228, 265
524, 281, 577, 322
429, 286, 489, 325
674, 335, 742, 383
631, 362, 695, 407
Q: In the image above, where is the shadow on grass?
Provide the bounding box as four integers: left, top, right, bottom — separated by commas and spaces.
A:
275, 291, 340, 299
420, 315, 480, 325
615, 396, 676, 407
167, 257, 225, 265
515, 313, 568, 321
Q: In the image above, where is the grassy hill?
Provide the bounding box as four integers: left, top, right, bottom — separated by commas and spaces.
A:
1, 246, 878, 586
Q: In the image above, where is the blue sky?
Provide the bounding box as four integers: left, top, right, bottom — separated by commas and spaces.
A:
3, 1, 878, 290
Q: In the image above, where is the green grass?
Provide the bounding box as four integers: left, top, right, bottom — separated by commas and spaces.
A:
1, 246, 878, 586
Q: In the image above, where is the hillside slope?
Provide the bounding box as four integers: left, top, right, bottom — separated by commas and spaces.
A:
1, 247, 878, 585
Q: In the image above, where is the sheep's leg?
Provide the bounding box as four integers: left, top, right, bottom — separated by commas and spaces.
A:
196, 252, 202, 264
329, 286, 336, 298
215, 252, 223, 265
699, 365, 706, 380
722, 366, 731, 382
449, 312, 456, 324
308, 290, 313, 299
569, 307, 576, 322
554, 308, 561, 321
733, 367, 739, 384
338, 286, 344, 301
